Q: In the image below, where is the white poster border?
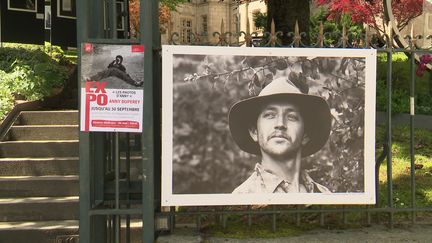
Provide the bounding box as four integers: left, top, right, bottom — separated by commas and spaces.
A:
162, 45, 377, 206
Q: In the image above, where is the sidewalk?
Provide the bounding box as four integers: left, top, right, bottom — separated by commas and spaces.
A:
157, 224, 432, 242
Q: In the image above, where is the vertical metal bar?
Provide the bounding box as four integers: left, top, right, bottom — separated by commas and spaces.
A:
295, 206, 301, 226
94, 133, 107, 243
247, 207, 252, 228
141, 0, 159, 242
126, 133, 131, 243
366, 205, 371, 225
77, 0, 91, 242
271, 205, 276, 232
197, 214, 202, 230
109, 216, 112, 243
169, 207, 176, 232
386, 50, 394, 228
115, 133, 120, 243
89, 0, 105, 38
112, 216, 115, 243
319, 206, 324, 227
410, 51, 416, 223
109, 0, 117, 39
342, 206, 347, 225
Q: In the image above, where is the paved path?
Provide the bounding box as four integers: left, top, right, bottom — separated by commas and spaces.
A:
157, 224, 432, 242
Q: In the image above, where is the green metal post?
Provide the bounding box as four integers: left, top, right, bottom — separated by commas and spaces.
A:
410, 51, 416, 223
76, 0, 91, 242
141, 0, 160, 242
386, 50, 394, 228
88, 0, 105, 39
109, 0, 117, 39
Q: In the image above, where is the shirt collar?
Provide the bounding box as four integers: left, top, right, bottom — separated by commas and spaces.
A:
254, 163, 286, 193
254, 163, 317, 193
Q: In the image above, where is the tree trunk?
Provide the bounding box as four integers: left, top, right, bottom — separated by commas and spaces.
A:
266, 0, 310, 45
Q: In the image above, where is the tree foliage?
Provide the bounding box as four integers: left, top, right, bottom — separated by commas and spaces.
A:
252, 11, 267, 30
315, 0, 423, 35
310, 7, 364, 46
128, 0, 185, 37
173, 53, 366, 194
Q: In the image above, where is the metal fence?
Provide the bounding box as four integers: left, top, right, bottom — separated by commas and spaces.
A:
76, 0, 432, 242
162, 19, 432, 230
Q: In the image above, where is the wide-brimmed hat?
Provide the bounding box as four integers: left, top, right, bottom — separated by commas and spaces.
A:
228, 77, 331, 157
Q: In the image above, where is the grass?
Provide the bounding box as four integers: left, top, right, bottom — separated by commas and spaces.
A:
376, 125, 432, 210
171, 124, 432, 239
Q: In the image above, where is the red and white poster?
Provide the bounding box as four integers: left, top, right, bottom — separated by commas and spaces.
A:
80, 43, 144, 133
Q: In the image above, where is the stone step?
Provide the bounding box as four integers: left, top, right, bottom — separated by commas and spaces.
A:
0, 197, 78, 222
15, 110, 78, 126
0, 220, 148, 243
0, 220, 79, 243
0, 176, 78, 197
6, 125, 79, 141
0, 157, 78, 176
0, 140, 79, 158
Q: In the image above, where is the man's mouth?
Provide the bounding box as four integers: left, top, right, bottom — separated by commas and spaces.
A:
269, 133, 290, 141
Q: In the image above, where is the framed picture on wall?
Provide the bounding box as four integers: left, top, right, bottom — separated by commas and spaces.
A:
57, 0, 76, 19
45, 5, 51, 29
8, 0, 37, 12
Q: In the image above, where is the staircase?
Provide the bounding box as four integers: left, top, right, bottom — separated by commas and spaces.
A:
0, 110, 79, 243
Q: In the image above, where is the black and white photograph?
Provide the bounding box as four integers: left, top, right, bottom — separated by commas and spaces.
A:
57, 0, 76, 19
81, 44, 144, 89
45, 5, 51, 30
161, 46, 377, 206
8, 0, 36, 12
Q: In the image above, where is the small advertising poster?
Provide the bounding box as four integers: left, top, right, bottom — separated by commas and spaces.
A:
80, 43, 144, 133
161, 46, 377, 206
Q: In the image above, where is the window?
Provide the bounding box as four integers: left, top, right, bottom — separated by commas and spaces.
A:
182, 19, 193, 43
202, 15, 208, 34
233, 14, 239, 24
62, 0, 71, 11
57, 0, 76, 19
116, 1, 125, 31
428, 14, 432, 30
8, 0, 37, 12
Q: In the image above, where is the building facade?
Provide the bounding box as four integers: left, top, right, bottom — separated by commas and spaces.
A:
162, 0, 241, 44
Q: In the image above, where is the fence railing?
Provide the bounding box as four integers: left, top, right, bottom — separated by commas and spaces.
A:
159, 19, 432, 232
76, 0, 432, 239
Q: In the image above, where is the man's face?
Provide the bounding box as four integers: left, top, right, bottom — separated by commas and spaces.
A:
249, 101, 307, 158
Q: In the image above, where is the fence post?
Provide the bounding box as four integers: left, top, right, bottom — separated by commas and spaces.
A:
141, 0, 160, 242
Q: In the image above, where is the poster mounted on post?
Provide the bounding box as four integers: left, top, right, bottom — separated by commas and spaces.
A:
80, 43, 144, 133
161, 46, 377, 206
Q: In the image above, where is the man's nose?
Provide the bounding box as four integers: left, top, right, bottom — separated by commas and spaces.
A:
274, 115, 286, 130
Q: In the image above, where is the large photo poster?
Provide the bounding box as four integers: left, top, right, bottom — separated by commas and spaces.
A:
80, 43, 144, 133
162, 46, 377, 206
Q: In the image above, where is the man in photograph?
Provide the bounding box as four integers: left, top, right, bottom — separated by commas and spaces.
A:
89, 55, 143, 87
229, 77, 332, 193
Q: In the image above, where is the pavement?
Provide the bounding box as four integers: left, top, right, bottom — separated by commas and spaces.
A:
157, 224, 432, 243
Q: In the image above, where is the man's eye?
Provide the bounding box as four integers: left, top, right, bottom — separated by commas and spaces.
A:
262, 112, 275, 118
287, 114, 299, 121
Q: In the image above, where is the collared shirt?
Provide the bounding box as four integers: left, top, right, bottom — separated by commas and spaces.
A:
232, 163, 331, 194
